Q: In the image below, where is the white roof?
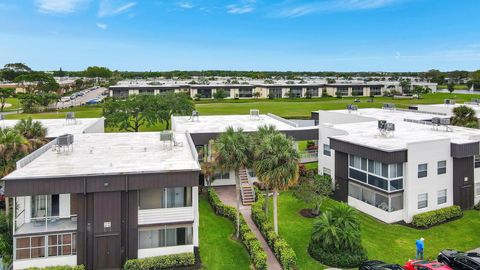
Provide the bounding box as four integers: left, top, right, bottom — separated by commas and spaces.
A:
1, 118, 103, 138
320, 108, 480, 151
172, 114, 298, 133
3, 132, 200, 180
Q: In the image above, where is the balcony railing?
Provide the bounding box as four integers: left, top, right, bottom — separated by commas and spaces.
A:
15, 216, 77, 236
299, 149, 318, 163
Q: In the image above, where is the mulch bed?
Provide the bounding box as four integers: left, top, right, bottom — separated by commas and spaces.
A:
300, 208, 320, 218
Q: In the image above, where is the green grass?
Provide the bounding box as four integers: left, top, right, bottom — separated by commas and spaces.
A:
2, 98, 21, 112
303, 162, 318, 171
199, 196, 251, 270
438, 85, 469, 90
6, 92, 480, 127
269, 192, 480, 270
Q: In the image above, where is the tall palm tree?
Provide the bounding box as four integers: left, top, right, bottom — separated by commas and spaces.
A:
254, 132, 299, 233
14, 117, 47, 150
214, 127, 250, 237
0, 128, 31, 177
251, 125, 279, 216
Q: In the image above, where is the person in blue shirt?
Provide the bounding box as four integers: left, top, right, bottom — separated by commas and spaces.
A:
416, 237, 425, 260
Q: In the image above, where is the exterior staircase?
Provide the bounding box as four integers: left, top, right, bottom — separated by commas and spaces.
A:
239, 168, 255, 205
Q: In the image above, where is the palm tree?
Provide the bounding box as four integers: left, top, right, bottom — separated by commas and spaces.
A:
14, 117, 47, 150
451, 105, 478, 128
0, 128, 31, 177
311, 203, 361, 252
214, 127, 250, 237
254, 132, 299, 234
251, 125, 278, 216
201, 140, 217, 186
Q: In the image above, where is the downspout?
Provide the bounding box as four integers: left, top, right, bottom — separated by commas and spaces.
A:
125, 175, 129, 260
83, 177, 87, 268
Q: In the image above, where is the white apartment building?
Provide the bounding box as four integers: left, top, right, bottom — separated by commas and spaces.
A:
313, 107, 480, 223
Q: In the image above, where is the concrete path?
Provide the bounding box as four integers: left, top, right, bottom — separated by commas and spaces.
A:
215, 186, 282, 270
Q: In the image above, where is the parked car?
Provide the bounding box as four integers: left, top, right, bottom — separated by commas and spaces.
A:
438, 250, 480, 270
404, 260, 453, 270
86, 99, 100, 105
60, 96, 71, 102
360, 260, 405, 270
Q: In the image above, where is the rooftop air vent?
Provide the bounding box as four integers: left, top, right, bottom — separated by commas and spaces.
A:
346, 104, 358, 113
66, 112, 76, 125
250, 109, 260, 120
189, 110, 199, 122
383, 103, 395, 110
160, 131, 173, 149
431, 117, 452, 132
444, 99, 455, 105
54, 134, 74, 152
378, 120, 395, 136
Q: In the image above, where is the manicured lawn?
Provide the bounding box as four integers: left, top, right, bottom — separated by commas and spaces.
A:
5, 92, 480, 127
2, 98, 20, 112
199, 196, 251, 270
268, 192, 480, 270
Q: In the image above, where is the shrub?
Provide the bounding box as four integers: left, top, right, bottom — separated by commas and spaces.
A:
124, 253, 195, 270
411, 205, 462, 228
475, 202, 480, 211
26, 266, 85, 270
206, 188, 267, 270
251, 189, 297, 270
308, 243, 367, 268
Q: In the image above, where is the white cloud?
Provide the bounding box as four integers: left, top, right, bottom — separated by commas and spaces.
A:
36, 0, 90, 14
96, 23, 108, 30
98, 0, 137, 17
227, 4, 254, 14
178, 2, 193, 9
276, 0, 402, 17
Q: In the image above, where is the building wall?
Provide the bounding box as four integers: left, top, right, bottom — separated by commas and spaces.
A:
318, 125, 348, 181
404, 139, 453, 223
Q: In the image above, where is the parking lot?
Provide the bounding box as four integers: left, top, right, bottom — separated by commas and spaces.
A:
57, 86, 108, 109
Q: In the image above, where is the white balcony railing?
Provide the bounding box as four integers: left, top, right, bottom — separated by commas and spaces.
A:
15, 216, 77, 235
299, 149, 318, 163
138, 207, 194, 225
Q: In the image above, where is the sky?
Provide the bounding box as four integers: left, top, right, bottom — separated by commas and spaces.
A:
0, 0, 479, 72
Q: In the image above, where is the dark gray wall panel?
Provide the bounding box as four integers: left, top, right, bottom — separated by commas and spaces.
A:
330, 138, 407, 163
451, 142, 479, 158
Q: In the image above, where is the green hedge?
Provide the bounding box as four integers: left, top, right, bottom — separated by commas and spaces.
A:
206, 188, 267, 270
475, 202, 480, 211
251, 189, 297, 270
26, 266, 85, 270
124, 253, 195, 270
308, 242, 368, 268
412, 205, 462, 228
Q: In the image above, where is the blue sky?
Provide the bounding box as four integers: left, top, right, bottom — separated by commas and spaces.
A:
0, 0, 479, 72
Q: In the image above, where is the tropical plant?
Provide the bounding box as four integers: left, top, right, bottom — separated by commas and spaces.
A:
311, 203, 361, 252
447, 83, 455, 93
213, 88, 228, 100
251, 125, 279, 216
0, 128, 31, 177
0, 88, 15, 112
14, 117, 47, 150
295, 174, 332, 215
451, 105, 478, 128
214, 127, 251, 237
0, 211, 12, 265
254, 132, 299, 233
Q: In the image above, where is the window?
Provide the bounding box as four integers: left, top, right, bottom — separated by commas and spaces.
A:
239, 88, 253, 98
370, 86, 382, 96
31, 195, 59, 219
437, 161, 447, 175
437, 189, 447, 204
352, 86, 363, 96
197, 89, 212, 98
323, 144, 331, 156
290, 88, 302, 98
15, 233, 76, 260
214, 171, 230, 180
348, 182, 404, 212
350, 155, 404, 192
306, 87, 319, 97
418, 193, 428, 209
139, 187, 192, 210
139, 225, 193, 249
389, 163, 403, 178
269, 88, 282, 98
475, 182, 480, 197
47, 233, 76, 257
418, 163, 428, 178
323, 167, 331, 176
336, 87, 348, 96
475, 155, 480, 168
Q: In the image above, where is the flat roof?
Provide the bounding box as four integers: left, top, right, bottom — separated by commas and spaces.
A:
319, 109, 480, 151
3, 132, 200, 180
1, 118, 103, 138
172, 114, 299, 134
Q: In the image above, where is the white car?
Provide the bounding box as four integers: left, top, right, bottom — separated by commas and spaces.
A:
60, 96, 71, 102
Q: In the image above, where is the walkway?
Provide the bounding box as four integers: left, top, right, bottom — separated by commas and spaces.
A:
215, 186, 282, 270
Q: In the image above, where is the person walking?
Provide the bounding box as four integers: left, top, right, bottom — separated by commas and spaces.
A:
416, 237, 425, 260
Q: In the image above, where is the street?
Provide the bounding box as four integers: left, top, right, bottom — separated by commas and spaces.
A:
56, 86, 108, 109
